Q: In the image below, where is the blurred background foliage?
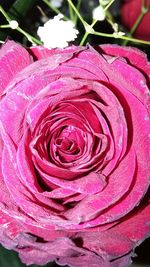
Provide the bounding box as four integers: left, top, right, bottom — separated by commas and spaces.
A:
0, 0, 150, 266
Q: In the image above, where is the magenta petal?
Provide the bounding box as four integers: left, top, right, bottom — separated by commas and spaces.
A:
0, 40, 32, 95
0, 210, 25, 249
17, 128, 65, 211
57, 254, 110, 267
17, 235, 88, 266
0, 92, 29, 144
85, 202, 150, 266
26, 77, 90, 131
111, 201, 150, 244
48, 172, 106, 198
16, 233, 110, 267
90, 82, 128, 175
0, 142, 32, 223
2, 144, 67, 229
17, 231, 133, 267
4, 50, 82, 97
64, 148, 136, 223
77, 230, 134, 261
1, 124, 57, 220
29, 45, 83, 60
97, 45, 150, 113
109, 56, 149, 105
100, 44, 150, 80
34, 163, 106, 196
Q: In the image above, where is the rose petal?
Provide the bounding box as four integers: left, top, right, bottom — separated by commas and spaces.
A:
100, 44, 150, 83
64, 147, 136, 223
29, 45, 83, 60
0, 40, 32, 96
113, 201, 150, 243
0, 123, 64, 220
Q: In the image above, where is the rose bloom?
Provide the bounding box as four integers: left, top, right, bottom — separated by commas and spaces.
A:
121, 0, 150, 41
0, 41, 150, 267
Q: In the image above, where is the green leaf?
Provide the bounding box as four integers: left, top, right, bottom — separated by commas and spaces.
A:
0, 245, 27, 267
8, 0, 38, 21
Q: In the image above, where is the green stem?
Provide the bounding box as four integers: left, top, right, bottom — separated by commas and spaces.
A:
68, 1, 74, 22
67, 0, 95, 46
106, 10, 114, 21
123, 1, 150, 45
42, 0, 69, 20
93, 30, 150, 45
42, 0, 61, 14
0, 5, 10, 22
17, 27, 42, 45
74, 0, 82, 26
0, 24, 10, 28
67, 0, 87, 29
79, 0, 116, 46
131, 11, 146, 35
0, 5, 42, 45
104, 0, 115, 11
80, 20, 97, 46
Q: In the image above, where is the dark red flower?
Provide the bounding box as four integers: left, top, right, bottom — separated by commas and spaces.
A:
121, 0, 150, 41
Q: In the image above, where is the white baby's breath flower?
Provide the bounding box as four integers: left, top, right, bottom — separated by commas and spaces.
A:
50, 0, 63, 8
112, 23, 119, 32
92, 5, 106, 21
113, 31, 125, 38
9, 20, 19, 29
37, 14, 79, 49
112, 23, 125, 38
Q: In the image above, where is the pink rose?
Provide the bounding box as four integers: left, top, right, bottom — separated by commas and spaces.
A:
0, 41, 150, 267
121, 0, 150, 41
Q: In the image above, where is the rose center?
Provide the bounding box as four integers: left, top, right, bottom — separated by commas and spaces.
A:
53, 125, 83, 162
55, 137, 79, 154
